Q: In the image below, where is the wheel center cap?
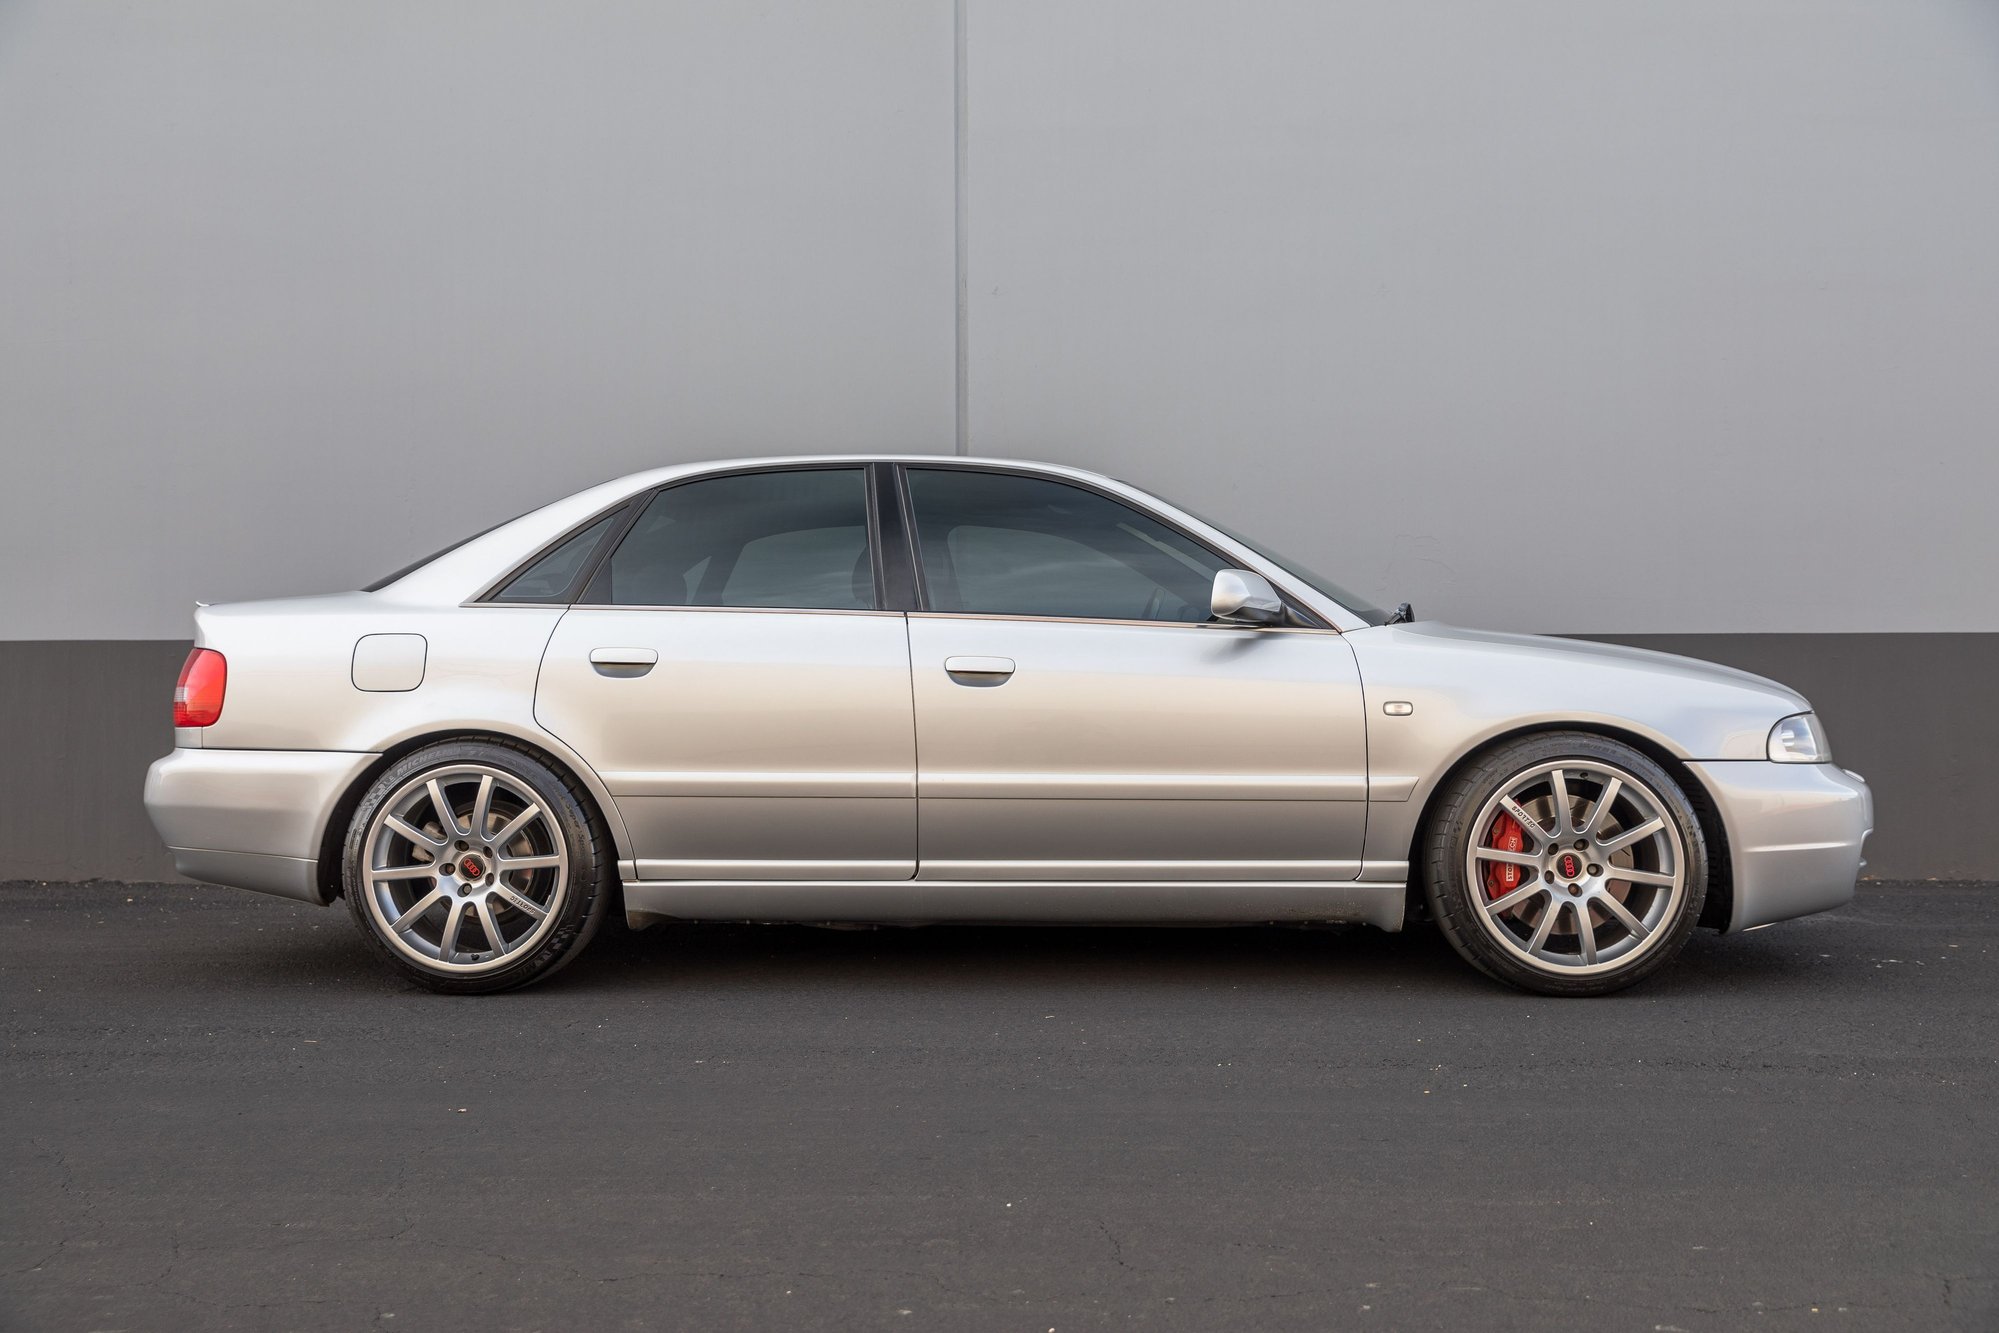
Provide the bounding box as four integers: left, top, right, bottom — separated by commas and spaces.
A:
459, 854, 484, 879
1556, 851, 1583, 881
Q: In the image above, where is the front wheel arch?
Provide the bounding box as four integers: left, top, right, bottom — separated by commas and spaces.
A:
314, 729, 625, 906
1404, 722, 1733, 932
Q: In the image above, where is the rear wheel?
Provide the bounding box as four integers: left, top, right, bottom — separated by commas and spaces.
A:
1423, 733, 1707, 996
343, 740, 612, 994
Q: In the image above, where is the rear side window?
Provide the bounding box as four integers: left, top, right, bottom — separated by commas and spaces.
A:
363, 513, 524, 592
905, 469, 1225, 622
594, 469, 874, 610
489, 512, 622, 603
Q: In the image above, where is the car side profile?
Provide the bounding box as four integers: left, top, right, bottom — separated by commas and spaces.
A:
144, 457, 1873, 996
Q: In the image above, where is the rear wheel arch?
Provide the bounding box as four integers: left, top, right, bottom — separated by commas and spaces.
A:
1403, 721, 1733, 932
314, 728, 625, 904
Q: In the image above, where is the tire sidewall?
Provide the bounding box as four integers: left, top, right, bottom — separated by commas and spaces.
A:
343, 740, 610, 994
1424, 733, 1708, 997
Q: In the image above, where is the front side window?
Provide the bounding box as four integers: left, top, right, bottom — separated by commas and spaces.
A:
905, 469, 1227, 622
595, 469, 874, 610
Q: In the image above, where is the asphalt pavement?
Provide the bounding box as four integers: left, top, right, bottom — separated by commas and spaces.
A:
4, 879, 1995, 1331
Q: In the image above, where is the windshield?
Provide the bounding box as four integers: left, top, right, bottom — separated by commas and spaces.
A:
1167, 501, 1389, 625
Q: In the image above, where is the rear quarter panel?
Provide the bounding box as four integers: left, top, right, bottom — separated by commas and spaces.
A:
189, 597, 634, 869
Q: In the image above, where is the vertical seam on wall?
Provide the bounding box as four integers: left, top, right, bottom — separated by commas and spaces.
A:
954, 0, 970, 455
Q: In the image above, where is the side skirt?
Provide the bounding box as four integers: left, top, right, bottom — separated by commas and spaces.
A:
622, 879, 1407, 931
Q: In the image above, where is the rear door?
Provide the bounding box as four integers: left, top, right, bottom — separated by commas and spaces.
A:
534, 466, 916, 881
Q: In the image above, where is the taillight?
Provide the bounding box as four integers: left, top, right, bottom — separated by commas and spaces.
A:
174, 648, 226, 727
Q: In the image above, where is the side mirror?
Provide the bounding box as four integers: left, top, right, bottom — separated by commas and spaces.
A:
1211, 569, 1284, 625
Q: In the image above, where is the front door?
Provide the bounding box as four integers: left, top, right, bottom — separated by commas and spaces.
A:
900, 466, 1368, 882
534, 466, 915, 881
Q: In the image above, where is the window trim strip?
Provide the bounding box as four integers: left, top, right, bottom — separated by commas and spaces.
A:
871, 462, 920, 611
906, 609, 1337, 634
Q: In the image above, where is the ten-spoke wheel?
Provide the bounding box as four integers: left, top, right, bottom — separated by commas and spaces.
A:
1425, 733, 1707, 996
343, 740, 611, 993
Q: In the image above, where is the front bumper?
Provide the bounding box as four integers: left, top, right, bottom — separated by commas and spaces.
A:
144, 748, 379, 904
1686, 761, 1873, 932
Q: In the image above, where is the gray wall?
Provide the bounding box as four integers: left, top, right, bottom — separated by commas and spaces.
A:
3, 2, 1996, 881
0, 1, 957, 639
965, 0, 1999, 634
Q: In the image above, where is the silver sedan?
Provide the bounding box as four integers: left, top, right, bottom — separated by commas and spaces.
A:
145, 457, 1872, 995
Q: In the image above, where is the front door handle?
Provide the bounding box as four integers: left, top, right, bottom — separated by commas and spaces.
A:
944, 655, 1014, 686
590, 647, 658, 677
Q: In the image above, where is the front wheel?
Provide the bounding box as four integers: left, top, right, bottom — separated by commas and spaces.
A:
1423, 733, 1708, 997
343, 740, 613, 994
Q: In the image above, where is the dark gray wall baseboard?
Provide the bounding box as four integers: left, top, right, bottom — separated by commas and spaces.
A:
3, 634, 1992, 883
1589, 634, 1996, 881
2, 640, 190, 882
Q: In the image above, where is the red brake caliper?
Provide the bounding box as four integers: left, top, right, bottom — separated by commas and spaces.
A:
1484, 813, 1525, 900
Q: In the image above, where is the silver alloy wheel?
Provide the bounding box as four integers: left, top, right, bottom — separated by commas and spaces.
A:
1463, 760, 1686, 978
360, 764, 569, 976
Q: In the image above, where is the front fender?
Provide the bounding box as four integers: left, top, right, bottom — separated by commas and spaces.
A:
1347, 623, 1811, 876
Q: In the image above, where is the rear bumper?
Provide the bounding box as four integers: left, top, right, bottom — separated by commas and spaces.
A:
143, 748, 378, 905
1687, 761, 1873, 932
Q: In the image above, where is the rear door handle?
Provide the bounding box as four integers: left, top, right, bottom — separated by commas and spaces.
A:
944, 655, 1014, 685
590, 647, 658, 677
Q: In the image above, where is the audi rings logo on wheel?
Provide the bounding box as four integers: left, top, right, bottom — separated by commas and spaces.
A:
1558, 852, 1582, 880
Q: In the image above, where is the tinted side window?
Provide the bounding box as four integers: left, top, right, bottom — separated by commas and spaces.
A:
906, 469, 1225, 622
363, 511, 527, 592
598, 469, 873, 610
490, 512, 621, 603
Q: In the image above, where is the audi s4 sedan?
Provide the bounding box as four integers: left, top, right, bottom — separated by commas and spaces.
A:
144, 457, 1872, 996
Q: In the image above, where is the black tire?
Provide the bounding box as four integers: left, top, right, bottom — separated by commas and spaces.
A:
1422, 732, 1708, 997
343, 739, 615, 994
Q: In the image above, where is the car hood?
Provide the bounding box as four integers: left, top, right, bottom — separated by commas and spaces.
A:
1394, 623, 1802, 698
1342, 621, 1812, 762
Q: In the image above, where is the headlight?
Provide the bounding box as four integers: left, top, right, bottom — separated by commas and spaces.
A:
1768, 712, 1830, 763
